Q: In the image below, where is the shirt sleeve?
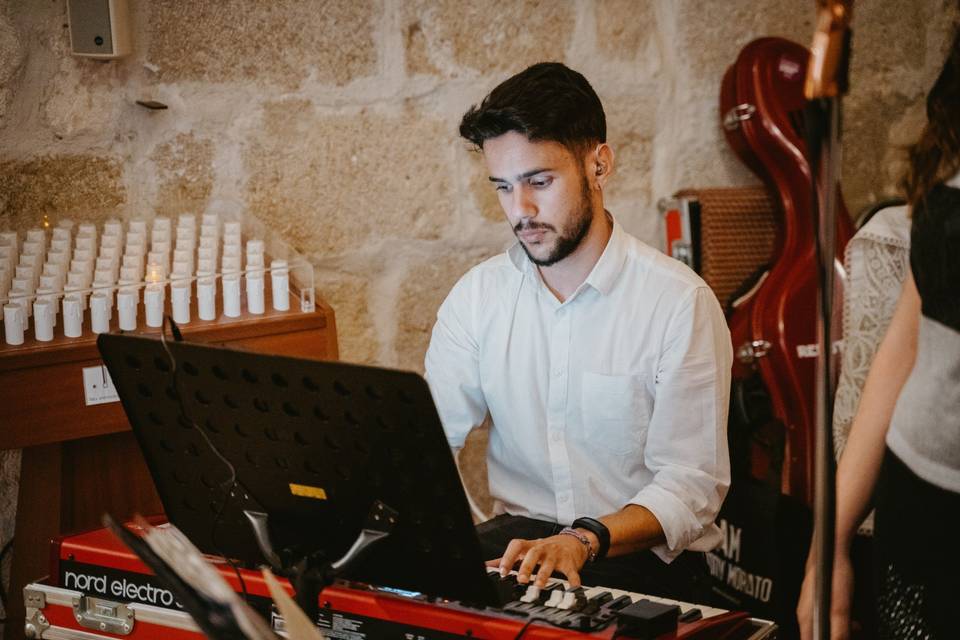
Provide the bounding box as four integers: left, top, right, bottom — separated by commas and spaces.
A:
424, 273, 489, 450
627, 286, 732, 562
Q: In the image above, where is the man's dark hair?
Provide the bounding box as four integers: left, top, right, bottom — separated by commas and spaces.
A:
459, 62, 606, 153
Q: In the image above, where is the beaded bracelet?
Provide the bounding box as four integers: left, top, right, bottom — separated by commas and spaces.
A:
558, 527, 597, 562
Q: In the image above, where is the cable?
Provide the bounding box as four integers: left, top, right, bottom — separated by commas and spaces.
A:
158, 315, 249, 602
512, 613, 616, 640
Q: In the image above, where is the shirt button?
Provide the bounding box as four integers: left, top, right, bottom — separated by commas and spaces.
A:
558, 494, 569, 503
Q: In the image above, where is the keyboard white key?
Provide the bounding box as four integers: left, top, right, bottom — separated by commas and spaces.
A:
557, 590, 578, 610
543, 588, 564, 608
519, 584, 540, 603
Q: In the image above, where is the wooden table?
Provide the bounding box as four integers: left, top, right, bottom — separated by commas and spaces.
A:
0, 296, 338, 638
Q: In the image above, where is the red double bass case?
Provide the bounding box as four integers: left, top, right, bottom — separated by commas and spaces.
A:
721, 37, 854, 505
705, 37, 855, 633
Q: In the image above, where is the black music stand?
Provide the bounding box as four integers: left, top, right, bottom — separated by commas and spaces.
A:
97, 332, 501, 609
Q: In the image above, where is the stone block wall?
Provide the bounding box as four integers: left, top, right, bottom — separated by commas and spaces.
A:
0, 0, 956, 566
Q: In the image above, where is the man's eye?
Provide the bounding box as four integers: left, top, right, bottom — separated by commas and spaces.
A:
530, 177, 553, 188
495, 184, 511, 193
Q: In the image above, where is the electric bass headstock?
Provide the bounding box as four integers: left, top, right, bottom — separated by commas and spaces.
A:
804, 0, 854, 99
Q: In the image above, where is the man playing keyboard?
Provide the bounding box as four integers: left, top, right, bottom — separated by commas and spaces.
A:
425, 62, 732, 602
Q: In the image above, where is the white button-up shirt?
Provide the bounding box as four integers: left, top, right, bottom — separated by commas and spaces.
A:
425, 221, 732, 562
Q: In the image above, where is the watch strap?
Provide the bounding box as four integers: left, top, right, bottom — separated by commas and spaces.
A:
571, 516, 610, 560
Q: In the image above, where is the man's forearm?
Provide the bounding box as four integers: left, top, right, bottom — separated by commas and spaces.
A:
577, 504, 666, 558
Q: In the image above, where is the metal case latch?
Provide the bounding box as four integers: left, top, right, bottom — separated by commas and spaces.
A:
72, 595, 135, 635
23, 587, 49, 639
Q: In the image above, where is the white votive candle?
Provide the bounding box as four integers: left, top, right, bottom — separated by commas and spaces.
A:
197, 276, 216, 320
118, 287, 138, 331
103, 219, 123, 236
126, 231, 146, 250
129, 219, 147, 234
152, 216, 171, 232
36, 287, 57, 324
197, 257, 215, 274
171, 281, 190, 324
90, 292, 110, 333
144, 284, 164, 327
62, 295, 83, 337
221, 255, 241, 274
199, 246, 217, 263
0, 231, 19, 248
11, 277, 34, 297
52, 227, 71, 242
39, 274, 60, 293
22, 240, 43, 257
75, 236, 95, 252
147, 252, 167, 275
9, 289, 31, 320
78, 223, 96, 237
64, 284, 86, 312
101, 234, 120, 250
33, 299, 54, 341
199, 236, 218, 252
223, 221, 241, 236
3, 303, 24, 345
245, 239, 264, 257
245, 271, 264, 314
222, 273, 240, 317
26, 228, 46, 244
122, 254, 144, 274
222, 233, 241, 249
270, 260, 290, 311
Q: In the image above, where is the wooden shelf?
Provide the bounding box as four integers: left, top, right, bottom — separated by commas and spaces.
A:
2, 295, 339, 640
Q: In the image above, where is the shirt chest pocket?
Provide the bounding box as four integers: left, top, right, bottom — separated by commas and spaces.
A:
579, 372, 651, 455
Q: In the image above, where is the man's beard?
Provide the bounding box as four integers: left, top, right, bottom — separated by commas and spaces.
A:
514, 178, 593, 267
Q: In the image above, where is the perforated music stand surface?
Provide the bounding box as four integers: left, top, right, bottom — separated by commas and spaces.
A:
97, 333, 500, 607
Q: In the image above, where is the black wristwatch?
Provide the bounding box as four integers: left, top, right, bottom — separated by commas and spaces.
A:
572, 517, 610, 561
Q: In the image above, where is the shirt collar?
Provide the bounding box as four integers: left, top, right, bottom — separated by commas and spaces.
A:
506, 212, 628, 296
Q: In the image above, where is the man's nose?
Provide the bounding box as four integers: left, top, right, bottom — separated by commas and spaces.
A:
511, 186, 537, 220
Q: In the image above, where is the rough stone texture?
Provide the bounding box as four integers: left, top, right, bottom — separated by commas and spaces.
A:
395, 249, 495, 373
605, 95, 658, 207
315, 270, 378, 365
0, 450, 20, 599
401, 0, 575, 77
596, 0, 657, 59
0, 6, 24, 127
42, 57, 129, 141
675, 1, 813, 83
152, 132, 215, 217
0, 155, 126, 230
244, 100, 454, 255
147, 0, 378, 88
462, 146, 504, 223
404, 16, 440, 76
842, 91, 916, 215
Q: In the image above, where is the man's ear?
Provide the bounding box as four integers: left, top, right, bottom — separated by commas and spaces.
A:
592, 143, 615, 191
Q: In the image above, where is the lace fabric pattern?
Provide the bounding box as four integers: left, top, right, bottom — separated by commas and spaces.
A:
833, 206, 911, 534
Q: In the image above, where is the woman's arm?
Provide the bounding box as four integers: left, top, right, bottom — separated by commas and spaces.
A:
798, 270, 921, 639
833, 270, 920, 550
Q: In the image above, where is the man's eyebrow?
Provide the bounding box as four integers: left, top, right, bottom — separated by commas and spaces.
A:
488, 168, 553, 183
